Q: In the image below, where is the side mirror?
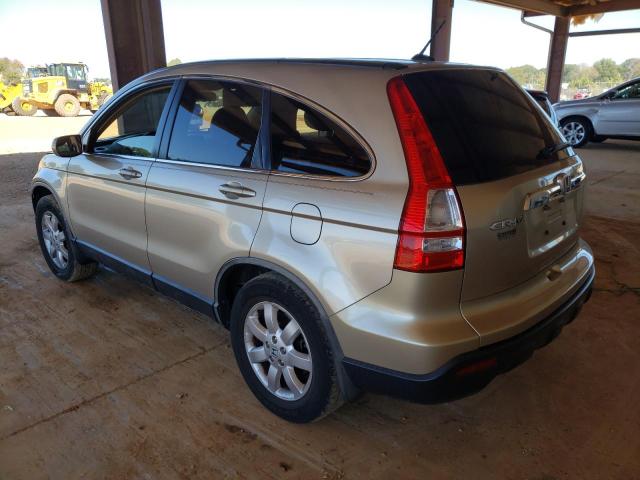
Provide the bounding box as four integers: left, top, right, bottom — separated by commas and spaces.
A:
52, 134, 83, 157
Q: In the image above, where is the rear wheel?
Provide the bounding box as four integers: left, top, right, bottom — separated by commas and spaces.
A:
54, 94, 81, 117
561, 117, 591, 147
35, 195, 98, 282
11, 97, 37, 116
230, 272, 341, 423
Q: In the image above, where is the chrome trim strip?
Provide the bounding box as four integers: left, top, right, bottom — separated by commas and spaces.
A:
153, 157, 268, 174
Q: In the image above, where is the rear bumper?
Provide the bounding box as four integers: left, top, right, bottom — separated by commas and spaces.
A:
342, 265, 594, 404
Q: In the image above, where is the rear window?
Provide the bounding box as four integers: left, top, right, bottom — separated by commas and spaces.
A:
404, 69, 564, 185
269, 92, 371, 177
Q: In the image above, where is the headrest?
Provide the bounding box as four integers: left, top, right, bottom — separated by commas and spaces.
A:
304, 111, 328, 132
246, 107, 261, 128
211, 105, 249, 126
223, 88, 246, 108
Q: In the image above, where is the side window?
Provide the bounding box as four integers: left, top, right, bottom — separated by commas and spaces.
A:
269, 93, 371, 177
613, 82, 640, 100
167, 80, 263, 168
94, 85, 172, 158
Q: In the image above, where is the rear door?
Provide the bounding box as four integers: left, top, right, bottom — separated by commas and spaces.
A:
404, 68, 586, 303
144, 78, 268, 304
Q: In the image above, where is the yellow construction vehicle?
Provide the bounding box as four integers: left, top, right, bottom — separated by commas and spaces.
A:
1, 82, 23, 113
1, 66, 48, 115
14, 62, 112, 117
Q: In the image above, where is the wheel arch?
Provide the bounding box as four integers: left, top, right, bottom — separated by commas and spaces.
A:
215, 257, 358, 399
31, 180, 75, 239
53, 90, 79, 102
559, 114, 594, 132
31, 182, 56, 211
215, 258, 331, 329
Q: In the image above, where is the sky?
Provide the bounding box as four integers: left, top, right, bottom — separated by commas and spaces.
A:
0, 0, 638, 80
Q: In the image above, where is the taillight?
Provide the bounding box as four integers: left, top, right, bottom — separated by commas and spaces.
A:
387, 76, 465, 273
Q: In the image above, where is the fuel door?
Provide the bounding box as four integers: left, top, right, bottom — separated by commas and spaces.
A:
290, 203, 322, 245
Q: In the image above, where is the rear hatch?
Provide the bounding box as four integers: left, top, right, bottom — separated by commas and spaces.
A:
403, 68, 585, 303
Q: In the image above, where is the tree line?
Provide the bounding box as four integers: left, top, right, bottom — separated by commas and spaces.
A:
506, 58, 640, 89
0, 58, 24, 84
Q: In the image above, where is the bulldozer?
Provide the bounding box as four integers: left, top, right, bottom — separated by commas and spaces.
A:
1, 66, 48, 115
13, 62, 112, 117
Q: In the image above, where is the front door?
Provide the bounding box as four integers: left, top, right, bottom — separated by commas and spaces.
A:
597, 80, 640, 136
67, 82, 175, 273
145, 79, 268, 302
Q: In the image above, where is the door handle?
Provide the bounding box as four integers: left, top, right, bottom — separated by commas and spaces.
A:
119, 167, 142, 180
219, 181, 256, 199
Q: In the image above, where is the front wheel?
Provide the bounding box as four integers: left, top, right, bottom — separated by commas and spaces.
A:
230, 272, 342, 423
35, 195, 98, 282
561, 117, 591, 147
11, 97, 37, 116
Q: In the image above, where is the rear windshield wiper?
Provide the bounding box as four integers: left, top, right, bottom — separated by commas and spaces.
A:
537, 141, 570, 160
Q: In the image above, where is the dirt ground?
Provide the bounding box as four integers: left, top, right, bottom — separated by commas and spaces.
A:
0, 116, 639, 479
0, 112, 91, 155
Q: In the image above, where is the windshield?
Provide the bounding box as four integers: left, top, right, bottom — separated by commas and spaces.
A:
48, 64, 87, 81
26, 67, 47, 78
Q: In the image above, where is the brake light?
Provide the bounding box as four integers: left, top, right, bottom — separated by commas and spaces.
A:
387, 76, 465, 272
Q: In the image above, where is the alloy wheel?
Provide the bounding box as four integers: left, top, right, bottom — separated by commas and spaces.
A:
41, 211, 69, 269
562, 121, 586, 146
243, 301, 313, 401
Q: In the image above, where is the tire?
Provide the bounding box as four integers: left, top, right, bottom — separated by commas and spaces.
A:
35, 195, 98, 282
54, 94, 81, 117
230, 272, 342, 423
11, 97, 37, 116
43, 109, 58, 117
561, 117, 592, 148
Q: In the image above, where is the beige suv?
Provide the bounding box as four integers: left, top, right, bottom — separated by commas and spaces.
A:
32, 59, 594, 423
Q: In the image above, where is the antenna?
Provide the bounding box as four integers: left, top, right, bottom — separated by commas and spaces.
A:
412, 19, 447, 62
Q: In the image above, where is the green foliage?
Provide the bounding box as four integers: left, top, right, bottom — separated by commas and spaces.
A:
562, 64, 598, 88
508, 58, 639, 91
0, 57, 24, 84
167, 58, 182, 67
505, 64, 546, 89
620, 58, 640, 81
93, 77, 112, 85
593, 58, 622, 83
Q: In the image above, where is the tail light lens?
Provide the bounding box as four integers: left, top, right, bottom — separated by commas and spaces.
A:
387, 76, 465, 273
